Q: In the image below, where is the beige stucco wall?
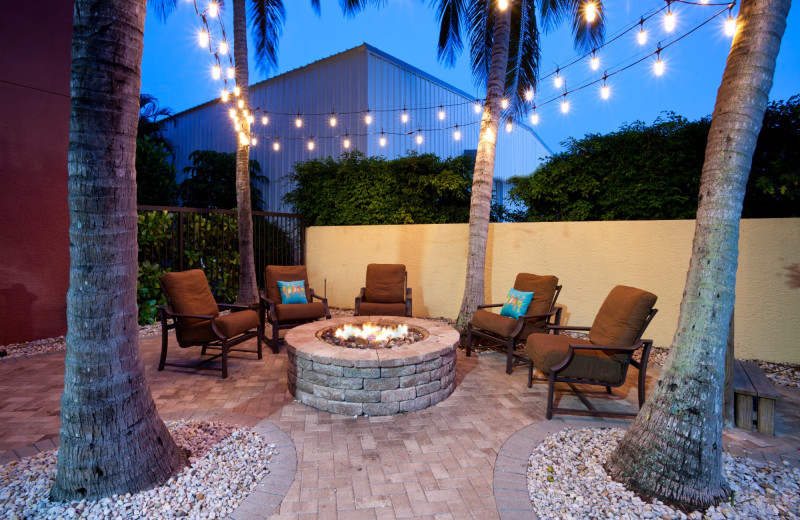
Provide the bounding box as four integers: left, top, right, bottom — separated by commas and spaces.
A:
306, 219, 800, 363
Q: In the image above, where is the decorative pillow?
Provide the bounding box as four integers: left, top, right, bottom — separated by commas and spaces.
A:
499, 288, 534, 319
277, 280, 307, 304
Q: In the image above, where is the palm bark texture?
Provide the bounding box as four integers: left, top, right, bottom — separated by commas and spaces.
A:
52, 0, 186, 501
605, 0, 791, 510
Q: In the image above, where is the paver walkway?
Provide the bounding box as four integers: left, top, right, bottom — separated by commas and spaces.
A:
1, 331, 798, 519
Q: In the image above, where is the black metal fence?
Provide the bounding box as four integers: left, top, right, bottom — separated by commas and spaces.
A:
137, 205, 305, 298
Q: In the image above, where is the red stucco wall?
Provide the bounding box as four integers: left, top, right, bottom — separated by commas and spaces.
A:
0, 3, 73, 344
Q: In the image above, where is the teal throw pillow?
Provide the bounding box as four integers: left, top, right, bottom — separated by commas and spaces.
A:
499, 288, 534, 319
277, 280, 307, 304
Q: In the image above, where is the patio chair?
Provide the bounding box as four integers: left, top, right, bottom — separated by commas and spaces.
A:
525, 285, 657, 419
354, 263, 412, 317
158, 269, 263, 379
466, 274, 562, 374
262, 265, 330, 352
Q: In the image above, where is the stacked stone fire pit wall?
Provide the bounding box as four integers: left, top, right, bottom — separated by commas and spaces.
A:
286, 317, 459, 416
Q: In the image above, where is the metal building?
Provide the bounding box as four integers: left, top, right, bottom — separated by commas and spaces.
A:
162, 43, 552, 212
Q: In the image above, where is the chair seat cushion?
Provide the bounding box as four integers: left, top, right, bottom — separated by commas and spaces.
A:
525, 333, 625, 385
275, 302, 327, 322
358, 302, 408, 317
470, 309, 546, 340
176, 310, 260, 345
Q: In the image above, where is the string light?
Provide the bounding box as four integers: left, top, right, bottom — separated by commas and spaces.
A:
725, 8, 737, 36
295, 114, 303, 128
228, 108, 236, 119
227, 67, 235, 79
307, 139, 315, 151
219, 41, 228, 54
208, 2, 218, 17
590, 51, 599, 70
247, 114, 254, 125
239, 132, 248, 146
601, 73, 610, 99
505, 119, 513, 133
212, 65, 221, 79
364, 111, 373, 125
525, 90, 534, 101
401, 110, 409, 123
329, 113, 337, 127
220, 90, 229, 102
638, 19, 647, 45
438, 106, 446, 120
654, 44, 665, 76
233, 86, 240, 96
343, 135, 351, 149
664, 3, 676, 32
498, 0, 509, 10
530, 110, 539, 125
554, 68, 563, 89
561, 95, 569, 114
199, 30, 209, 47
501, 98, 509, 109
273, 141, 280, 151
237, 99, 244, 109
453, 125, 461, 141
379, 132, 387, 147
261, 115, 269, 125
474, 102, 482, 114
415, 130, 424, 145
251, 137, 257, 146
585, 2, 597, 23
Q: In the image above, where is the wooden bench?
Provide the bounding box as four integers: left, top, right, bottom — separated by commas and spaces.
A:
733, 359, 781, 435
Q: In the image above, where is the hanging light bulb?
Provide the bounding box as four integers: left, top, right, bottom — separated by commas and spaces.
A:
498, 0, 509, 10
221, 90, 229, 102
227, 67, 235, 79
438, 106, 446, 120
247, 114, 254, 125
228, 108, 236, 119
561, 96, 569, 113
199, 30, 209, 47
401, 110, 409, 123
212, 65, 221, 79
530, 111, 539, 125
654, 45, 665, 76
590, 51, 599, 71
295, 114, 303, 128
219, 41, 228, 55
601, 82, 610, 100
474, 101, 482, 114
343, 136, 351, 149
638, 19, 647, 45
251, 137, 257, 146
554, 69, 563, 89
208, 2, 218, 17
505, 120, 513, 133
307, 139, 315, 151
241, 109, 248, 118
273, 141, 280, 151
415, 130, 423, 145
329, 113, 337, 127
664, 3, 676, 32
261, 115, 268, 125
525, 89, 534, 101
239, 132, 248, 146
364, 111, 373, 125
725, 9, 737, 37
379, 132, 387, 147
453, 125, 461, 141
233, 86, 240, 96
585, 2, 597, 23
237, 99, 244, 109
501, 98, 509, 109
234, 122, 241, 131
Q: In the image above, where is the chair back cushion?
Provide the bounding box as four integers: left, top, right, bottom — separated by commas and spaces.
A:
513, 274, 559, 317
265, 265, 310, 303
589, 285, 657, 347
160, 270, 219, 329
364, 264, 406, 303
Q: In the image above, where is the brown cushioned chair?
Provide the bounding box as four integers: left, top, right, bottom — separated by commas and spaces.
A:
158, 269, 263, 379
262, 265, 330, 352
466, 274, 562, 374
525, 285, 658, 419
354, 264, 412, 317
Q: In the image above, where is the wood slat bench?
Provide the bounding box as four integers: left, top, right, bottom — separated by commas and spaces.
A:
733, 359, 781, 435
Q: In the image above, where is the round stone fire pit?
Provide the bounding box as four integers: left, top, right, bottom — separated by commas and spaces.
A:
286, 316, 459, 416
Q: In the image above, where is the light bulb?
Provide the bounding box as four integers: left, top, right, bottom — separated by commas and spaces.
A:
654, 58, 664, 76
401, 112, 409, 123
219, 41, 228, 55
330, 116, 337, 127
725, 16, 737, 37
585, 2, 596, 23
525, 90, 534, 101
601, 84, 610, 99
237, 99, 244, 109
239, 132, 248, 146
307, 140, 315, 151
261, 116, 268, 125
561, 99, 569, 113
415, 133, 423, 145
365, 113, 373, 125
247, 115, 254, 124
485, 128, 495, 143
590, 56, 599, 70
229, 108, 236, 119
212, 65, 221, 79
664, 11, 675, 32
221, 90, 229, 102
233, 86, 240, 96
638, 28, 647, 45
251, 137, 257, 146
242, 109, 248, 118
208, 2, 218, 17
273, 141, 280, 151
295, 117, 303, 128
498, 0, 509, 10
501, 98, 509, 109
199, 30, 209, 47
227, 67, 235, 79
454, 129, 461, 141
505, 121, 513, 133
234, 122, 241, 131
379, 136, 387, 147
343, 138, 351, 149
438, 109, 446, 120
474, 102, 482, 114
554, 75, 563, 89
530, 112, 539, 125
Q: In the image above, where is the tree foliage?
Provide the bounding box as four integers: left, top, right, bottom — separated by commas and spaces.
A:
283, 151, 475, 225
136, 136, 179, 206
179, 150, 268, 210
506, 98, 800, 221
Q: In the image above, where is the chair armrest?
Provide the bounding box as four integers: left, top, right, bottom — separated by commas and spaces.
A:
546, 324, 591, 335
217, 303, 253, 311
157, 306, 217, 321
476, 303, 503, 310
551, 340, 649, 373
260, 293, 278, 322
309, 289, 331, 319
519, 309, 558, 321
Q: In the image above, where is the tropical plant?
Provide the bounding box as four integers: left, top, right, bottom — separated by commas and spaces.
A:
136, 135, 180, 206
52, 0, 185, 501
283, 151, 474, 225
179, 149, 267, 210
429, 0, 606, 329
605, 0, 791, 510
138, 93, 175, 154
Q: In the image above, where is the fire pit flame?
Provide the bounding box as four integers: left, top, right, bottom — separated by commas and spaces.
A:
334, 322, 409, 343
320, 321, 424, 349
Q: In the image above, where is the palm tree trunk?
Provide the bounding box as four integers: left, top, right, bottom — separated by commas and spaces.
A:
455, 5, 512, 331
233, 0, 259, 305
605, 0, 790, 510
51, 0, 186, 501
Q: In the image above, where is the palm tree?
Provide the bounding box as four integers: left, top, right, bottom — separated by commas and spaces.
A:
138, 93, 175, 155
605, 0, 791, 510
430, 0, 605, 330
154, 0, 381, 305
51, 0, 187, 501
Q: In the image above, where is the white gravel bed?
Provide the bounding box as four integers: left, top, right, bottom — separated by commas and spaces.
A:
0, 420, 277, 520
527, 427, 800, 520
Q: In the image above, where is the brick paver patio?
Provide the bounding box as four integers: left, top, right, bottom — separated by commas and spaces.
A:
1, 328, 798, 519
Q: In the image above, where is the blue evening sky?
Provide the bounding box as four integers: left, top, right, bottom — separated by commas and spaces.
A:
141, 0, 798, 154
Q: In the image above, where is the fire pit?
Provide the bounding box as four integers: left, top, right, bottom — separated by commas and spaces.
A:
286, 316, 458, 416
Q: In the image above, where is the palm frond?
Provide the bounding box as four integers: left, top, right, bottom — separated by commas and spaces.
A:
149, 0, 179, 22
468, 0, 493, 90
248, 0, 287, 74
540, 0, 605, 52
431, 0, 468, 67
311, 0, 320, 15
509, 1, 540, 109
